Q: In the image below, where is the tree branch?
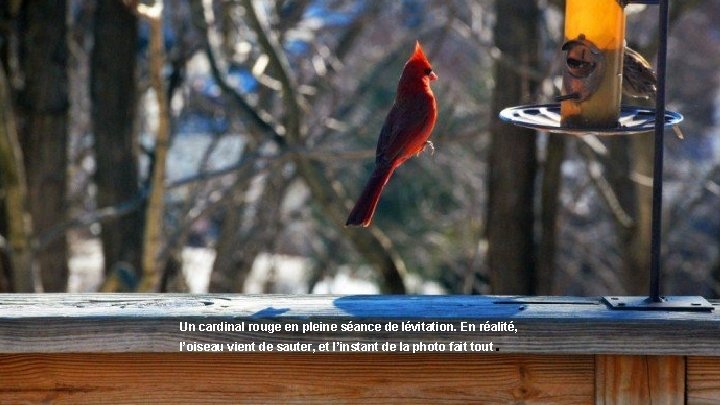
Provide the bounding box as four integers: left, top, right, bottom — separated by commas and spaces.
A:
579, 143, 635, 229
242, 0, 303, 142
32, 190, 147, 252
190, 0, 286, 146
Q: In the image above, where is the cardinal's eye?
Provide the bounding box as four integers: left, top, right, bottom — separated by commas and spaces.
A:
424, 68, 433, 75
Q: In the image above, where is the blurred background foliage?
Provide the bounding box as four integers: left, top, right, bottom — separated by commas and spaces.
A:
0, 0, 719, 296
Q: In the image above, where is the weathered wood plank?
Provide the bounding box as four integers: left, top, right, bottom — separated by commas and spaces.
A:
0, 294, 718, 354
687, 357, 720, 405
0, 353, 594, 404
595, 355, 685, 405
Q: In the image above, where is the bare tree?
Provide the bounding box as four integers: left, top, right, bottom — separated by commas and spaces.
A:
16, 0, 70, 291
91, 0, 144, 282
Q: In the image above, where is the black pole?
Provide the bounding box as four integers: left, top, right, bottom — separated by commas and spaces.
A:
649, 0, 670, 302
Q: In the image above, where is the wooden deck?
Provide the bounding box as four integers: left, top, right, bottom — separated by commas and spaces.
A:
0, 294, 718, 403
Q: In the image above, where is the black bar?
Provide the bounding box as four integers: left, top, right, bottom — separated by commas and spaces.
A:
649, 0, 670, 303
618, 0, 659, 7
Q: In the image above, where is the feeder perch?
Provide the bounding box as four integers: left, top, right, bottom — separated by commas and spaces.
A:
499, 0, 709, 311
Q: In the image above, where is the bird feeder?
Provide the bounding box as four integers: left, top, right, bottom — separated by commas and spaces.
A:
560, 0, 625, 128
500, 0, 711, 311
500, 0, 683, 135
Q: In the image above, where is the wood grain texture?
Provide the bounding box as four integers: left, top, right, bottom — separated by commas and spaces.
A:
0, 353, 594, 404
595, 355, 685, 405
0, 295, 718, 354
687, 357, 720, 405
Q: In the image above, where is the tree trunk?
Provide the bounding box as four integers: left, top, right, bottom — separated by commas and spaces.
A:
537, 135, 565, 295
16, 0, 69, 291
487, 0, 540, 295
210, 175, 286, 293
598, 136, 642, 294
159, 248, 189, 292
0, 63, 34, 292
91, 0, 143, 281
209, 187, 262, 293
630, 136, 654, 293
209, 202, 247, 293
137, 3, 170, 292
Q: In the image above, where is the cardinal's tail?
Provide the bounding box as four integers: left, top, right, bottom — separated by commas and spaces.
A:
346, 164, 396, 227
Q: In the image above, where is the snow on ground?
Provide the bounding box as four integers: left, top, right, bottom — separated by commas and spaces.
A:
68, 238, 103, 293
311, 269, 380, 294
69, 238, 443, 294
182, 247, 214, 293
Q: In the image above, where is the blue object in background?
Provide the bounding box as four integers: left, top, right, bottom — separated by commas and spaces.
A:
227, 65, 259, 93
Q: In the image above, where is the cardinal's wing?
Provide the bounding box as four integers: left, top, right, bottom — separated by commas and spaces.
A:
375, 96, 433, 166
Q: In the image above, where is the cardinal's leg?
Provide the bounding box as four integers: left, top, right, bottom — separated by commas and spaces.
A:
420, 140, 435, 156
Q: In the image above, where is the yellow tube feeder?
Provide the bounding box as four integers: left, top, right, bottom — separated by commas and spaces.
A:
560, 0, 626, 128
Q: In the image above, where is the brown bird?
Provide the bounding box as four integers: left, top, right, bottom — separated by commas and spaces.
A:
622, 46, 684, 139
623, 46, 657, 99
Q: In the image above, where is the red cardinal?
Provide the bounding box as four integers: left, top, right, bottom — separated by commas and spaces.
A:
346, 41, 438, 227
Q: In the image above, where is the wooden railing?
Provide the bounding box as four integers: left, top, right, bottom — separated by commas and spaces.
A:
1, 294, 718, 403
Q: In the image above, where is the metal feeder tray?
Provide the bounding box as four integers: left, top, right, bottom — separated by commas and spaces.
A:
499, 103, 683, 136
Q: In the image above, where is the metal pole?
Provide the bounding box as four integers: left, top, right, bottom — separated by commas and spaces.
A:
649, 0, 669, 302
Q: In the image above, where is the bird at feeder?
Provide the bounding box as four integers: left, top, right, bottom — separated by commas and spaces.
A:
622, 46, 657, 99
622, 46, 684, 139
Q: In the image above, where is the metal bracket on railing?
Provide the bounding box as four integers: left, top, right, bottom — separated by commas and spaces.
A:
603, 296, 714, 311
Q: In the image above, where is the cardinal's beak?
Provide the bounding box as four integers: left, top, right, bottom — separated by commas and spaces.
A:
429, 71, 438, 81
